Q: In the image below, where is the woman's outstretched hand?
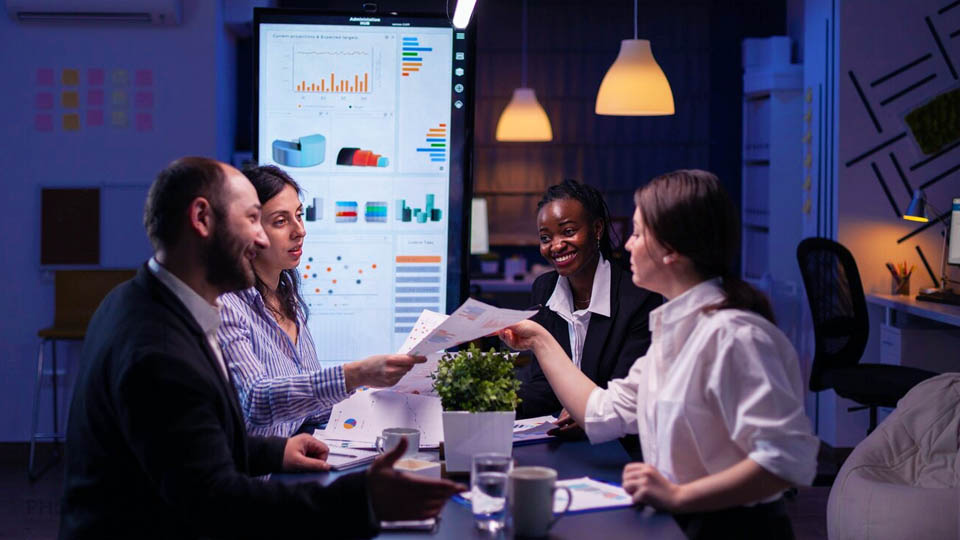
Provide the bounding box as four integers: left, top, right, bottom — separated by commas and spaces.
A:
498, 320, 548, 351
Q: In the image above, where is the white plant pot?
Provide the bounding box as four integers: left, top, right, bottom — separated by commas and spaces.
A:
441, 410, 515, 473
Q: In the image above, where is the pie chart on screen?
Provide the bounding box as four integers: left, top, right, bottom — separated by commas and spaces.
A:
343, 418, 357, 429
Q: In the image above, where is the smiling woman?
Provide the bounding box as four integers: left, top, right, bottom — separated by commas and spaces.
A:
216, 165, 428, 438
517, 179, 662, 422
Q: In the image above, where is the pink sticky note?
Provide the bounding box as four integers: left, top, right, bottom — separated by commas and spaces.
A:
35, 114, 53, 132
134, 91, 154, 108
86, 109, 104, 127
35, 92, 54, 110
135, 70, 153, 86
135, 112, 153, 132
36, 68, 54, 86
87, 89, 104, 107
88, 68, 105, 86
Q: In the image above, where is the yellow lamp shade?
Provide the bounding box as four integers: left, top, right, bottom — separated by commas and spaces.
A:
595, 39, 674, 116
495, 88, 553, 142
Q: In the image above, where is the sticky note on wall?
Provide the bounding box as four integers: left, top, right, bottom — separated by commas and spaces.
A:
111, 90, 127, 107
86, 110, 104, 127
62, 114, 80, 131
36, 68, 54, 86
62, 69, 79, 86
88, 68, 105, 86
61, 91, 79, 108
111, 69, 128, 86
135, 70, 153, 86
111, 110, 128, 128
87, 89, 104, 107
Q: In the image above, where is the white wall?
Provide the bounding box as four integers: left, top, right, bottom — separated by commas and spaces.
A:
802, 0, 960, 447
0, 1, 236, 441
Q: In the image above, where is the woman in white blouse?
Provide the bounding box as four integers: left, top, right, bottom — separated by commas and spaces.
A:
500, 169, 818, 538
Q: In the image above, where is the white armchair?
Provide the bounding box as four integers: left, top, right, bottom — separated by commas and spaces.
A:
827, 373, 960, 539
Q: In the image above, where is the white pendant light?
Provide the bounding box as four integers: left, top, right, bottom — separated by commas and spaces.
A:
595, 0, 674, 116
495, 0, 552, 142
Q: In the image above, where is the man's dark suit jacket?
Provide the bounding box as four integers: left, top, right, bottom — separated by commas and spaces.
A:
516, 262, 662, 419
60, 265, 376, 539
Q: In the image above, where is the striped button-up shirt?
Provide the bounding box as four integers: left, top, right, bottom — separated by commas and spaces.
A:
218, 287, 349, 438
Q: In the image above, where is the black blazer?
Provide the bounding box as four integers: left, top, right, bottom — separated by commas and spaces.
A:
60, 265, 376, 539
516, 262, 661, 419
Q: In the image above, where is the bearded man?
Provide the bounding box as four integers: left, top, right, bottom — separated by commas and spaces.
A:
59, 157, 462, 539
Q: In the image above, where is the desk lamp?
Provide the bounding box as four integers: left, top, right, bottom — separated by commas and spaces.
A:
902, 189, 960, 299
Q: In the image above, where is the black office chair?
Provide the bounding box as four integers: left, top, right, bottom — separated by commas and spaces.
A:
796, 238, 936, 434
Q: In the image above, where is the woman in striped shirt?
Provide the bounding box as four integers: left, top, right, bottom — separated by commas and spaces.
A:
218, 165, 424, 438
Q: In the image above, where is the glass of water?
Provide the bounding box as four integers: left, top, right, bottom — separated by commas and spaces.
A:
471, 453, 513, 532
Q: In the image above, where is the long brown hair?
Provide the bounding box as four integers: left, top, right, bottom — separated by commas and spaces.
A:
241, 165, 307, 323
634, 169, 774, 322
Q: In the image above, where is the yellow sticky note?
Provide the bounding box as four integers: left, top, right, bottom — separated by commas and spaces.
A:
62, 113, 80, 131
805, 88, 813, 103
61, 91, 79, 108
111, 110, 128, 127
804, 111, 812, 123
803, 175, 812, 191
62, 69, 79, 86
111, 69, 128, 85
803, 198, 812, 214
804, 153, 813, 168
802, 131, 812, 144
111, 90, 127, 106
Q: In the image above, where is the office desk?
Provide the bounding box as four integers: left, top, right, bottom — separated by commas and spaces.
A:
866, 293, 960, 327
866, 294, 960, 373
273, 439, 685, 539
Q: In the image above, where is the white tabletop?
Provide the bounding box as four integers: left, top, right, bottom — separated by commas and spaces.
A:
866, 293, 960, 327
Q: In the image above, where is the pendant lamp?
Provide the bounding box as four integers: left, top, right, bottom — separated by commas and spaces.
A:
595, 0, 674, 116
495, 0, 552, 141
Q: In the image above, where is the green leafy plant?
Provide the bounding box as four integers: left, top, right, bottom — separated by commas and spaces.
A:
430, 344, 521, 413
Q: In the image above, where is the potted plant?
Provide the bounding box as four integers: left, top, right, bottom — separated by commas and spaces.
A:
431, 344, 521, 472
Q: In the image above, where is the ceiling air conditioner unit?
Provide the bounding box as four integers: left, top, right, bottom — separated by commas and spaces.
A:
6, 0, 182, 25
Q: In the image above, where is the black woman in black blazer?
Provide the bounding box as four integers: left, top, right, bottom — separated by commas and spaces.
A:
517, 261, 662, 419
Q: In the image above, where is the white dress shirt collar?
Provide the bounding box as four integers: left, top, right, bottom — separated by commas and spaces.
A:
148, 257, 229, 379
148, 257, 222, 335
545, 254, 612, 317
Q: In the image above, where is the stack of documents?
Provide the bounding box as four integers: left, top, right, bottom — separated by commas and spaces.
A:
512, 415, 558, 445
390, 299, 539, 395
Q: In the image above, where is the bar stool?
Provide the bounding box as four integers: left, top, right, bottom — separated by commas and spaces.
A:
29, 269, 135, 481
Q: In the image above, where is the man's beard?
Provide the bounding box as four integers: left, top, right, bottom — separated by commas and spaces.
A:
204, 221, 256, 292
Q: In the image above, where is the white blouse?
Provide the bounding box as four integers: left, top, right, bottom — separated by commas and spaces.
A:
544, 255, 612, 368
583, 279, 819, 497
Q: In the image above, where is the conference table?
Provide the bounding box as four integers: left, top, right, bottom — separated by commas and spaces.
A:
273, 439, 686, 539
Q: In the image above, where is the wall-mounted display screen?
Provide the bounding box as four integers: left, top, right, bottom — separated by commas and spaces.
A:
255, 9, 473, 366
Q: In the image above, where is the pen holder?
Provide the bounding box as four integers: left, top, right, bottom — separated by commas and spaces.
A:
891, 275, 910, 295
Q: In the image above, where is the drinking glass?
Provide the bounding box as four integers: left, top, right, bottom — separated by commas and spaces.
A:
470, 453, 513, 532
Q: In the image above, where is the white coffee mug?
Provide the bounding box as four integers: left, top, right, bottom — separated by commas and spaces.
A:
509, 466, 572, 537
375, 427, 419, 458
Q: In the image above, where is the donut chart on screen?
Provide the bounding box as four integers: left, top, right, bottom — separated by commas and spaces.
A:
336, 147, 389, 168
272, 133, 326, 167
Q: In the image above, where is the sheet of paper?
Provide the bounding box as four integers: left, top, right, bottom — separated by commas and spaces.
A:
321, 389, 444, 446
389, 352, 441, 395
403, 298, 538, 356
324, 447, 378, 470
554, 477, 633, 513
397, 310, 449, 354
512, 415, 557, 444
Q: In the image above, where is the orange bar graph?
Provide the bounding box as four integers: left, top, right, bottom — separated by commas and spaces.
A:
295, 73, 371, 94
396, 255, 442, 264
